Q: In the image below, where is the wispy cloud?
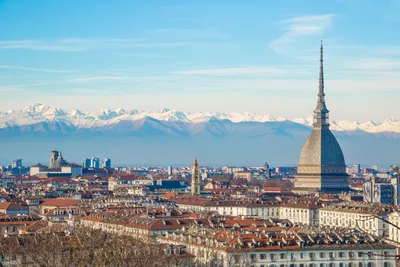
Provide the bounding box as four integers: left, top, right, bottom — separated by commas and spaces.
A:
0, 37, 215, 51
342, 58, 400, 71
9, 76, 127, 88
0, 87, 21, 92
71, 76, 125, 82
0, 40, 84, 51
375, 46, 400, 55
175, 66, 312, 76
10, 81, 62, 88
0, 64, 70, 73
269, 14, 335, 53
117, 53, 172, 58
124, 42, 196, 48
148, 28, 219, 39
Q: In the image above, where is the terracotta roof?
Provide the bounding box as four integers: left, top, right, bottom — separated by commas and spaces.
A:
0, 202, 11, 210
24, 220, 49, 232
262, 186, 288, 192
41, 198, 80, 207
160, 192, 177, 199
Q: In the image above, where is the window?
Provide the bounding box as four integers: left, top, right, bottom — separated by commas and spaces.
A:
349, 252, 355, 258
250, 254, 256, 261
309, 253, 315, 259
384, 251, 389, 259
338, 252, 344, 258
358, 252, 364, 257
329, 252, 334, 258
300, 253, 304, 258
320, 252, 325, 258
260, 254, 266, 260
280, 253, 286, 259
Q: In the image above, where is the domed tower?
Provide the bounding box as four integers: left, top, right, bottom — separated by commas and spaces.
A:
294, 43, 349, 193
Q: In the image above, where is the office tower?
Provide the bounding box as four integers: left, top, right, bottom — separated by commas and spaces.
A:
352, 164, 361, 174
12, 159, 22, 168
83, 158, 91, 168
168, 166, 173, 175
91, 157, 100, 169
372, 164, 379, 171
104, 158, 111, 168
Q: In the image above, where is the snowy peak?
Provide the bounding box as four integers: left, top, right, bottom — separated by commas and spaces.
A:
24, 103, 51, 113
384, 116, 398, 123
0, 104, 399, 133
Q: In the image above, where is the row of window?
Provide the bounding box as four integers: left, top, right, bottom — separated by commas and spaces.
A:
250, 251, 385, 261
256, 263, 391, 267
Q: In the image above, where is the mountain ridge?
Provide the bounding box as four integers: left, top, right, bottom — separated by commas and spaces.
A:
1, 103, 400, 134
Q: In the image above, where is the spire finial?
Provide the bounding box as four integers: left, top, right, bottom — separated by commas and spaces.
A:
313, 41, 329, 128
319, 40, 324, 98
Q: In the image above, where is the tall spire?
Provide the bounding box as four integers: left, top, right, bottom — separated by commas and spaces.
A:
313, 41, 329, 128
319, 41, 324, 102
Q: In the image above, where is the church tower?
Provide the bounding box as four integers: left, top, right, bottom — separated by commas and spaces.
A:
191, 158, 201, 196
50, 150, 59, 169
294, 43, 349, 193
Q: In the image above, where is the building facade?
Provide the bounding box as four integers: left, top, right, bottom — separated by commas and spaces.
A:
364, 177, 395, 205
319, 203, 391, 237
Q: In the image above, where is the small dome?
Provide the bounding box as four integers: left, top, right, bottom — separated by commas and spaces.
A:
298, 128, 345, 167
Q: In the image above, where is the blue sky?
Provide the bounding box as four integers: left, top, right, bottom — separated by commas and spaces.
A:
1, 0, 400, 121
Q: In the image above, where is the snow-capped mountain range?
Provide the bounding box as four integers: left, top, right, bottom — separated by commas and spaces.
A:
1, 103, 399, 133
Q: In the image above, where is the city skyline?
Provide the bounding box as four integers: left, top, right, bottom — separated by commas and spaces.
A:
1, 0, 400, 121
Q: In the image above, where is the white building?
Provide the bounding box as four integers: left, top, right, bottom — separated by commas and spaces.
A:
30, 164, 47, 176
280, 202, 320, 225
175, 198, 319, 225
61, 164, 83, 177
158, 227, 396, 267
388, 211, 400, 244
319, 203, 391, 237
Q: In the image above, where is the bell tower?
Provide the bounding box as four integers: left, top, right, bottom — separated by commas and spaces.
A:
191, 158, 201, 196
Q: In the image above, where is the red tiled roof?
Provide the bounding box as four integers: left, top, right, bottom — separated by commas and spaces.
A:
161, 192, 177, 199
0, 202, 11, 210
41, 198, 80, 207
